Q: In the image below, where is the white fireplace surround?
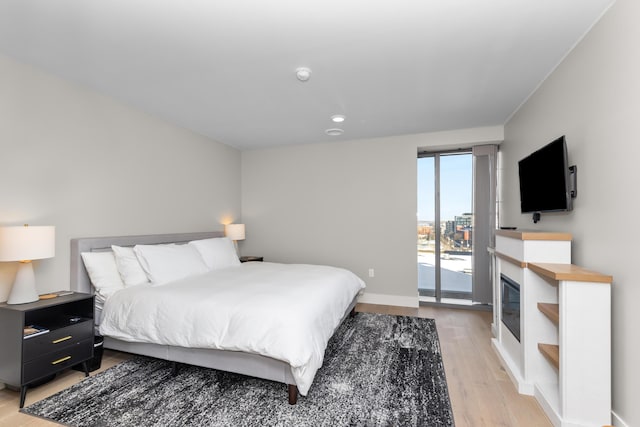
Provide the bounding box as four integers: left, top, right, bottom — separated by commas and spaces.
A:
491, 230, 611, 427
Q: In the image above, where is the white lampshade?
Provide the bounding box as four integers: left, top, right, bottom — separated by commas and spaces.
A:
0, 225, 56, 261
225, 224, 245, 241
0, 225, 55, 304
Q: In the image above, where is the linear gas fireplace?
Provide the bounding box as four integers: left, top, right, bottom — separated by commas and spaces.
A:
501, 274, 521, 342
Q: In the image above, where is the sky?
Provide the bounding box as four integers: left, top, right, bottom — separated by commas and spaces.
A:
417, 153, 472, 222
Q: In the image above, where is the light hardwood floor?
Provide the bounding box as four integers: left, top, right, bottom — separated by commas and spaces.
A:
0, 303, 551, 427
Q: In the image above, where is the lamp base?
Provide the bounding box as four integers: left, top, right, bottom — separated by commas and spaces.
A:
7, 262, 40, 305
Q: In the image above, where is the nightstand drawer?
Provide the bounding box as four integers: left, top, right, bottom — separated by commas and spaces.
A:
23, 321, 93, 362
23, 337, 93, 384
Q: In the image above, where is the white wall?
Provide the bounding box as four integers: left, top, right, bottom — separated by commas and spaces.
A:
0, 54, 241, 301
500, 0, 639, 425
241, 126, 502, 307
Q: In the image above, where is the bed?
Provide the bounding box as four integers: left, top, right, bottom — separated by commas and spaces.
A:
70, 231, 364, 404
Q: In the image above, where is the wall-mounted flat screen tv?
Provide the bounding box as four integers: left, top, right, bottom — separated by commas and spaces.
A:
518, 135, 573, 214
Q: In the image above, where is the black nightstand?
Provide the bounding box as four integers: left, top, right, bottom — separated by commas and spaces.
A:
240, 256, 263, 263
0, 292, 94, 408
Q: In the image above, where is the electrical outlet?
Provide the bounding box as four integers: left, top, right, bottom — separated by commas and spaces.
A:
368, 268, 375, 277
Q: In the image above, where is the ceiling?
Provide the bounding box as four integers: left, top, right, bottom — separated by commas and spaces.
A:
0, 0, 615, 150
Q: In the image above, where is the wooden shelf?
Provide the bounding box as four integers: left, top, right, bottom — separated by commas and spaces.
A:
538, 343, 560, 370
538, 303, 559, 325
528, 262, 613, 283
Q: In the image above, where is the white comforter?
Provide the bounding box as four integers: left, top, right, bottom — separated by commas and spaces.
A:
99, 262, 365, 395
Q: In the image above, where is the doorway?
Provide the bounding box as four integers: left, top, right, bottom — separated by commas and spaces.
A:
417, 145, 497, 307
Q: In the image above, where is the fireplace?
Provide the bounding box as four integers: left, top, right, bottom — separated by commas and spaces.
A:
501, 274, 521, 342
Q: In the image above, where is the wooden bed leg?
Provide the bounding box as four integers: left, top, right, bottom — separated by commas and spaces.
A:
171, 361, 179, 376
288, 384, 298, 405
349, 306, 357, 317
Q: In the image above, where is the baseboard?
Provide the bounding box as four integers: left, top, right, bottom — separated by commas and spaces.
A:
357, 292, 419, 308
612, 410, 629, 427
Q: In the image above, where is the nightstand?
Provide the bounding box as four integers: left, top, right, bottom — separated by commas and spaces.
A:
0, 292, 94, 408
239, 256, 263, 263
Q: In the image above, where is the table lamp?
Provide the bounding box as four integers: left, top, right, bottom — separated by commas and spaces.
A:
225, 223, 245, 255
0, 225, 55, 304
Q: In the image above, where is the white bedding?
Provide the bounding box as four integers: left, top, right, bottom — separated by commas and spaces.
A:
99, 262, 365, 395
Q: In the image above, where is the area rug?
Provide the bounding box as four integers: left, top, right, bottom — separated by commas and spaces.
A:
22, 313, 454, 426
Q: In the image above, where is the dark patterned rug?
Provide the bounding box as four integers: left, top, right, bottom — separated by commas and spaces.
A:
22, 313, 454, 426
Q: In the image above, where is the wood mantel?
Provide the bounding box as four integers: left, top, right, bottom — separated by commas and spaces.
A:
495, 251, 527, 268
495, 229, 572, 241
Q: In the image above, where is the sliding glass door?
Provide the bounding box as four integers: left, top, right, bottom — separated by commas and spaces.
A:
417, 151, 473, 301
417, 146, 497, 305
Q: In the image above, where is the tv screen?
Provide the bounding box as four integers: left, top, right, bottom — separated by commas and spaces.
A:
518, 136, 572, 213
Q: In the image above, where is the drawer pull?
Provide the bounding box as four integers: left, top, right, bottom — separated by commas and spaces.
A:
51, 356, 72, 365
52, 336, 72, 344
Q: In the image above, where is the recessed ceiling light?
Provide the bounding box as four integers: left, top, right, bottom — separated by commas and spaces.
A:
331, 114, 345, 123
325, 128, 344, 136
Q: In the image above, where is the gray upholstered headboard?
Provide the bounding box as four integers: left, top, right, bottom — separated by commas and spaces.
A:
70, 231, 224, 294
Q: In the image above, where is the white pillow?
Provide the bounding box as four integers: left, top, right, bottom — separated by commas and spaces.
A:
188, 237, 240, 270
111, 245, 150, 287
133, 243, 209, 285
81, 251, 125, 308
